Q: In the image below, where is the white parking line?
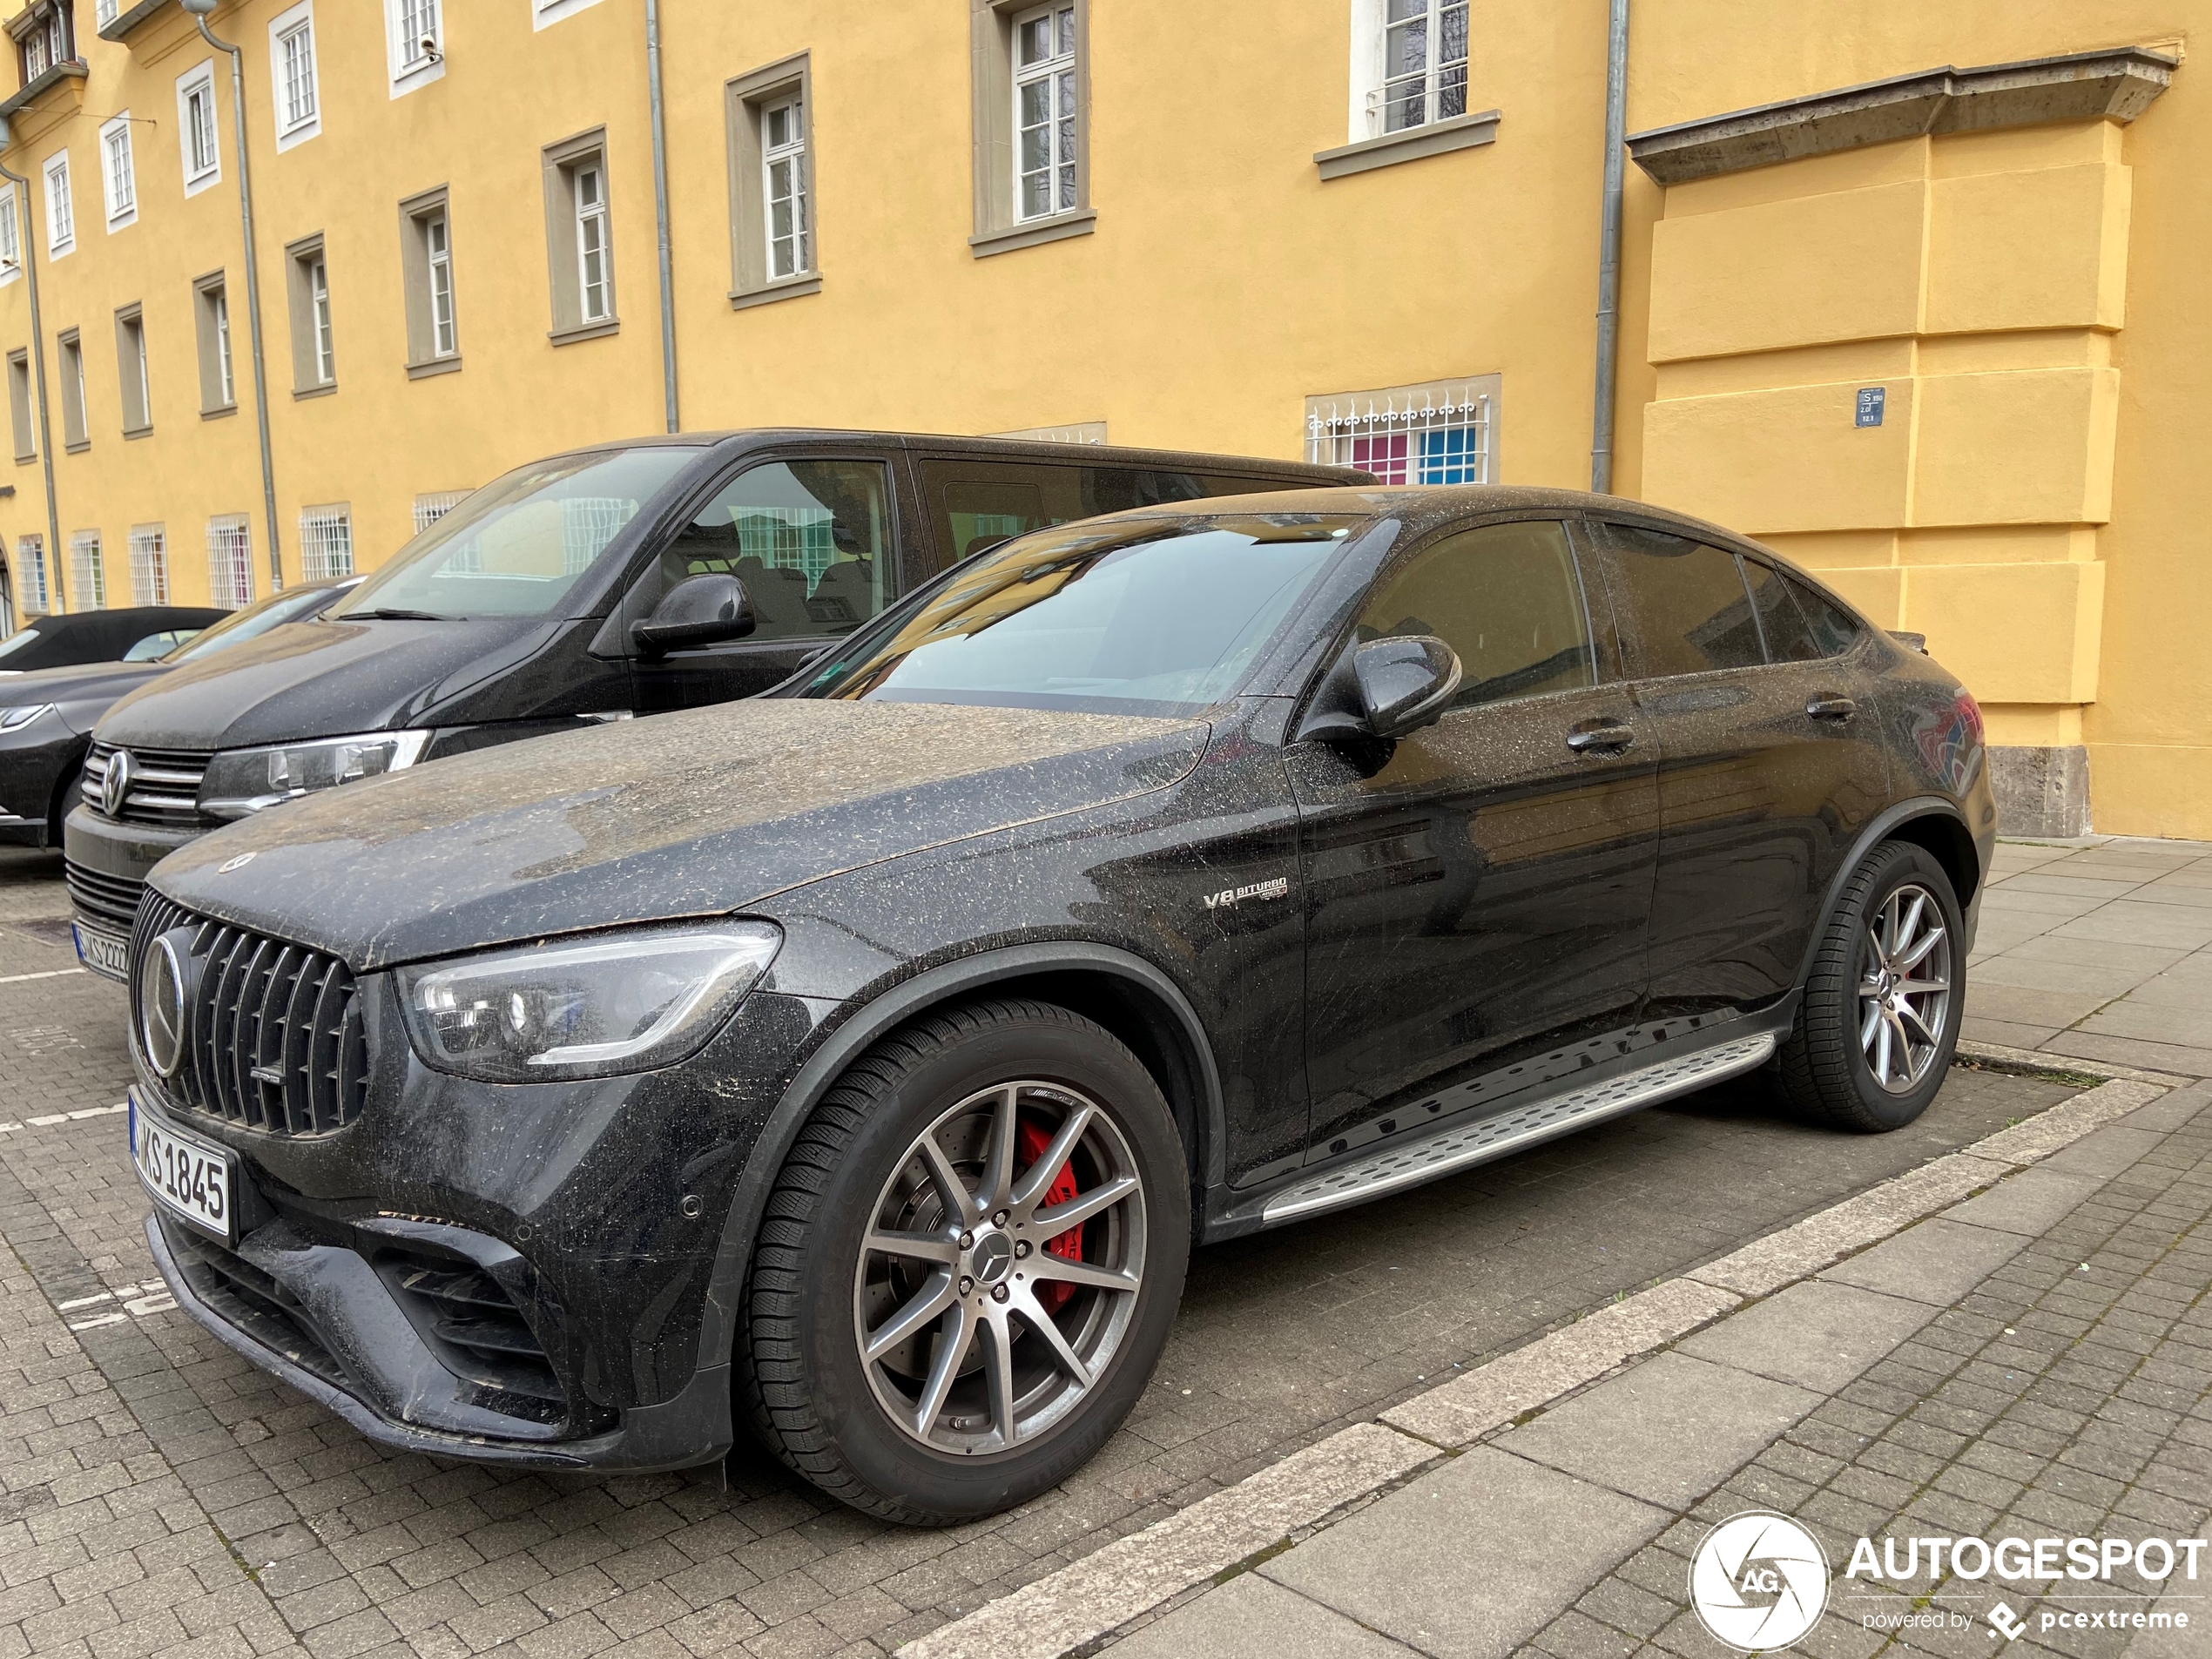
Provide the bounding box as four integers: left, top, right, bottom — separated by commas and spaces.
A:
0, 968, 87, 984
0, 1101, 128, 1135
59, 1278, 175, 1330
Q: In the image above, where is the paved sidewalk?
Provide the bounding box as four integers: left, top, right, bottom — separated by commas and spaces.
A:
1082, 1082, 2212, 1659
1970, 837, 2212, 1078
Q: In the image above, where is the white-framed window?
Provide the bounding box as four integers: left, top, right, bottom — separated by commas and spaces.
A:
70, 530, 105, 610
18, 3, 67, 83
761, 96, 809, 280
214, 288, 234, 404
386, 0, 445, 93
116, 308, 152, 435
206, 516, 255, 608
311, 255, 334, 383
1305, 374, 1498, 484
128, 526, 167, 604
43, 152, 73, 258
300, 504, 354, 579
531, 0, 609, 30
1012, 3, 1077, 223
0, 185, 19, 285
1352, 0, 1469, 138
17, 536, 48, 614
413, 489, 469, 532
99, 115, 136, 230
178, 62, 221, 195
427, 212, 455, 356
269, 3, 321, 150
575, 160, 610, 322
96, 0, 118, 28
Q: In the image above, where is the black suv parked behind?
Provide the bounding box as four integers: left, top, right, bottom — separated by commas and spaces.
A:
124, 486, 1992, 1523
67, 429, 1363, 974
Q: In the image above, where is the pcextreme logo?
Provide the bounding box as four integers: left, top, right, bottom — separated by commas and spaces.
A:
1689, 1514, 2207, 1651
1689, 1513, 1830, 1652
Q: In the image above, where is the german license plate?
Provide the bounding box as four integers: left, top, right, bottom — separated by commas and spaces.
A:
131, 1094, 235, 1244
74, 921, 129, 982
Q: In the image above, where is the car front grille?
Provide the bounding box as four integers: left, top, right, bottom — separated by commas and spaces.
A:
133, 894, 369, 1136
65, 860, 145, 930
83, 742, 214, 829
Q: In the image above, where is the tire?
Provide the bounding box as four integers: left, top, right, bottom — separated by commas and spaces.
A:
738, 999, 1191, 1524
1776, 840, 1965, 1132
48, 771, 83, 849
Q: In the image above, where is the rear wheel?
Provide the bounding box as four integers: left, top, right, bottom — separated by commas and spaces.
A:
1776, 840, 1963, 1132
738, 1000, 1190, 1524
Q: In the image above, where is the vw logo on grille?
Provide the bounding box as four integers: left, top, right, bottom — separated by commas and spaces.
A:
137, 932, 187, 1078
100, 749, 133, 819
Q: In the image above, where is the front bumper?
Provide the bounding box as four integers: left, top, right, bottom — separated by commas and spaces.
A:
128, 976, 825, 1470
64, 799, 200, 940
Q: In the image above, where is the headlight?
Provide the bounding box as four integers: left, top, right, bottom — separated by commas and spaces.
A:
199, 730, 431, 819
397, 922, 783, 1082
0, 704, 53, 732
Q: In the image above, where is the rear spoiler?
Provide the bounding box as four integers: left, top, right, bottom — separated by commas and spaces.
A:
1887, 631, 1928, 653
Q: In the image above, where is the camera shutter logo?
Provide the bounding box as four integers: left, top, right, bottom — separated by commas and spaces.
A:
1689, 1512, 1831, 1652
101, 748, 133, 818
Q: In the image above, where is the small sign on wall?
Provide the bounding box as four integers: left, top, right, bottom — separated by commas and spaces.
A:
1855, 387, 1886, 428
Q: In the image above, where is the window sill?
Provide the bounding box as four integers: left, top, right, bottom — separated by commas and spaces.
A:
0, 60, 87, 119
122, 424, 152, 441
730, 273, 821, 312
10, 452, 33, 465
293, 382, 338, 401
406, 354, 464, 380
98, 0, 167, 40
1314, 108, 1501, 180
63, 440, 89, 455
549, 318, 620, 346
200, 403, 237, 421
968, 209, 1096, 260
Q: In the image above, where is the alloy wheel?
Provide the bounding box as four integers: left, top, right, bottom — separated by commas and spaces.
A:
852, 1081, 1146, 1455
1858, 880, 1952, 1094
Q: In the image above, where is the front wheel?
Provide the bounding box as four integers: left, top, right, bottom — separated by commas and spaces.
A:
1776, 840, 1964, 1132
738, 999, 1190, 1524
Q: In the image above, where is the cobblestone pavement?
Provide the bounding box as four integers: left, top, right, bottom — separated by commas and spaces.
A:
1968, 836, 2212, 1078
0, 845, 2114, 1658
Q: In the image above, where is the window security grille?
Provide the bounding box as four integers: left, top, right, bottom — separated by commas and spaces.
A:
1305, 380, 1494, 484
1374, 0, 1469, 135
17, 536, 47, 613
70, 531, 105, 609
300, 506, 354, 579
412, 490, 469, 533
128, 527, 167, 604
1012, 4, 1077, 221
206, 517, 255, 608
561, 497, 627, 575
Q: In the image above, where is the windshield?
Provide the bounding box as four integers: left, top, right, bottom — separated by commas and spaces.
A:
805, 514, 1363, 715
0, 620, 56, 664
334, 447, 695, 620
163, 582, 354, 663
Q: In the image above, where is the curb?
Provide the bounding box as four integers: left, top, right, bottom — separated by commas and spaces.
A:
896, 1074, 2174, 1659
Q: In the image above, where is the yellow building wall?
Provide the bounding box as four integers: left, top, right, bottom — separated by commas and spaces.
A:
1, 0, 2208, 835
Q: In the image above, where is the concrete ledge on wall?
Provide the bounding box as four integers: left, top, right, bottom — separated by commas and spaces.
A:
1625, 46, 2175, 186
1314, 110, 1501, 180
1992, 745, 2091, 837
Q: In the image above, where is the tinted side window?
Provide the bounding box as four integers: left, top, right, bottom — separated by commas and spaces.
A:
658, 459, 892, 642
1741, 558, 1822, 663
1355, 519, 1595, 711
1784, 573, 1862, 657
1603, 524, 1764, 676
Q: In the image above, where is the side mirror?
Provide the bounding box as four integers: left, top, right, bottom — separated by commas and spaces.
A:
1298, 634, 1463, 745
631, 573, 756, 656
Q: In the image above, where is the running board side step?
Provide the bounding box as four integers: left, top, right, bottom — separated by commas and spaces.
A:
1259, 1032, 1779, 1226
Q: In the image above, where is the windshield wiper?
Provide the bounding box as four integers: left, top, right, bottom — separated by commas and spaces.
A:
349, 607, 456, 621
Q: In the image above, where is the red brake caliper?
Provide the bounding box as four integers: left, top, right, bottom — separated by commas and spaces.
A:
1015, 1116, 1082, 1312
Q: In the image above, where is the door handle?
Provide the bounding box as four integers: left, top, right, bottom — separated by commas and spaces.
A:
1567, 720, 1635, 754
1805, 694, 1856, 721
